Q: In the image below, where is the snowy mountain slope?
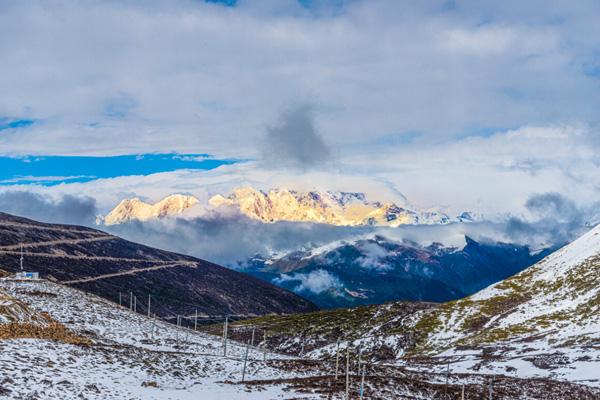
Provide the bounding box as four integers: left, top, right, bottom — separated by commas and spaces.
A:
398, 221, 600, 386
103, 194, 199, 225
416, 222, 600, 351
0, 278, 319, 399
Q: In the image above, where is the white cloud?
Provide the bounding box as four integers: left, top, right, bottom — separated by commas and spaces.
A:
0, 0, 599, 158
275, 269, 343, 295
1, 1, 600, 224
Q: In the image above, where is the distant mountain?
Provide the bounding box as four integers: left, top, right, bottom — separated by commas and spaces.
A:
209, 187, 473, 226
103, 194, 199, 225
0, 212, 317, 318
241, 235, 552, 309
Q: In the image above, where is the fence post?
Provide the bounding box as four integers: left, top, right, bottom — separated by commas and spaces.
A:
359, 364, 366, 400
444, 361, 449, 398
223, 315, 229, 357
263, 330, 267, 362
345, 346, 350, 400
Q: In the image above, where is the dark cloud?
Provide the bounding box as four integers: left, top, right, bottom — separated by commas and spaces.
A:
0, 191, 98, 226
501, 192, 600, 246
262, 105, 332, 170
525, 192, 581, 223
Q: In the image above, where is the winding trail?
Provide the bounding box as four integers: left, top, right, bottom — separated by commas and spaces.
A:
0, 225, 197, 283
61, 262, 197, 284
0, 250, 196, 264
0, 236, 117, 251
0, 221, 106, 235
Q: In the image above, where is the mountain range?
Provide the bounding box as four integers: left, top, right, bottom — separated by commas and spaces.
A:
103, 187, 481, 226
241, 235, 552, 308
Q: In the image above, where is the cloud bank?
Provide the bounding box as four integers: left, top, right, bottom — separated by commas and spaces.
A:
1, 0, 599, 158
0, 191, 98, 226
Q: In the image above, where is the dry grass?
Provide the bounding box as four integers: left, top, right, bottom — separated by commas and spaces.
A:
0, 319, 91, 345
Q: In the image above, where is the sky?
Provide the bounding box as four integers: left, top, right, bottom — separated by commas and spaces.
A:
1, 0, 600, 226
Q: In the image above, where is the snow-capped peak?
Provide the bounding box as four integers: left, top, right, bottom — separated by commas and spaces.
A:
208, 187, 457, 227
103, 194, 199, 225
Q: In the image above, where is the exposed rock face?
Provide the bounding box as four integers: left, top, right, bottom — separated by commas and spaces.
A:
209, 187, 451, 226
104, 194, 199, 225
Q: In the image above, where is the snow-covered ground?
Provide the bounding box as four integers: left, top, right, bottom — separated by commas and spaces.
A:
0, 279, 322, 399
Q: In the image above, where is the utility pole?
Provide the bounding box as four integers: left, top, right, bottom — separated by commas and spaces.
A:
334, 340, 340, 380
241, 341, 250, 382
345, 346, 350, 400
147, 294, 151, 318
194, 309, 198, 331
222, 315, 229, 357
461, 384, 465, 400
488, 380, 493, 400
134, 296, 137, 313
20, 244, 24, 271
119, 292, 122, 307
357, 348, 362, 375
251, 327, 255, 347
129, 292, 133, 311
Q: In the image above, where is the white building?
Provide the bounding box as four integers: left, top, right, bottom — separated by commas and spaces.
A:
14, 271, 40, 280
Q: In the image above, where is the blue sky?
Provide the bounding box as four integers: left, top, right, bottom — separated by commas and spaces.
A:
0, 118, 35, 131
0, 154, 237, 186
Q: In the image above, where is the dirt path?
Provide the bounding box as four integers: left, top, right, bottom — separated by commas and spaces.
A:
0, 249, 196, 265
61, 262, 197, 284
0, 221, 105, 235
0, 236, 117, 251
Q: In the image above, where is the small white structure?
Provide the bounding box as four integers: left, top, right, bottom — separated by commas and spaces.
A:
12, 243, 40, 280
14, 271, 40, 280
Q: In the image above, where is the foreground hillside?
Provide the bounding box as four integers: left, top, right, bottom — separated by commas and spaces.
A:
0, 279, 314, 399
0, 212, 316, 318
223, 225, 600, 393
2, 279, 597, 399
